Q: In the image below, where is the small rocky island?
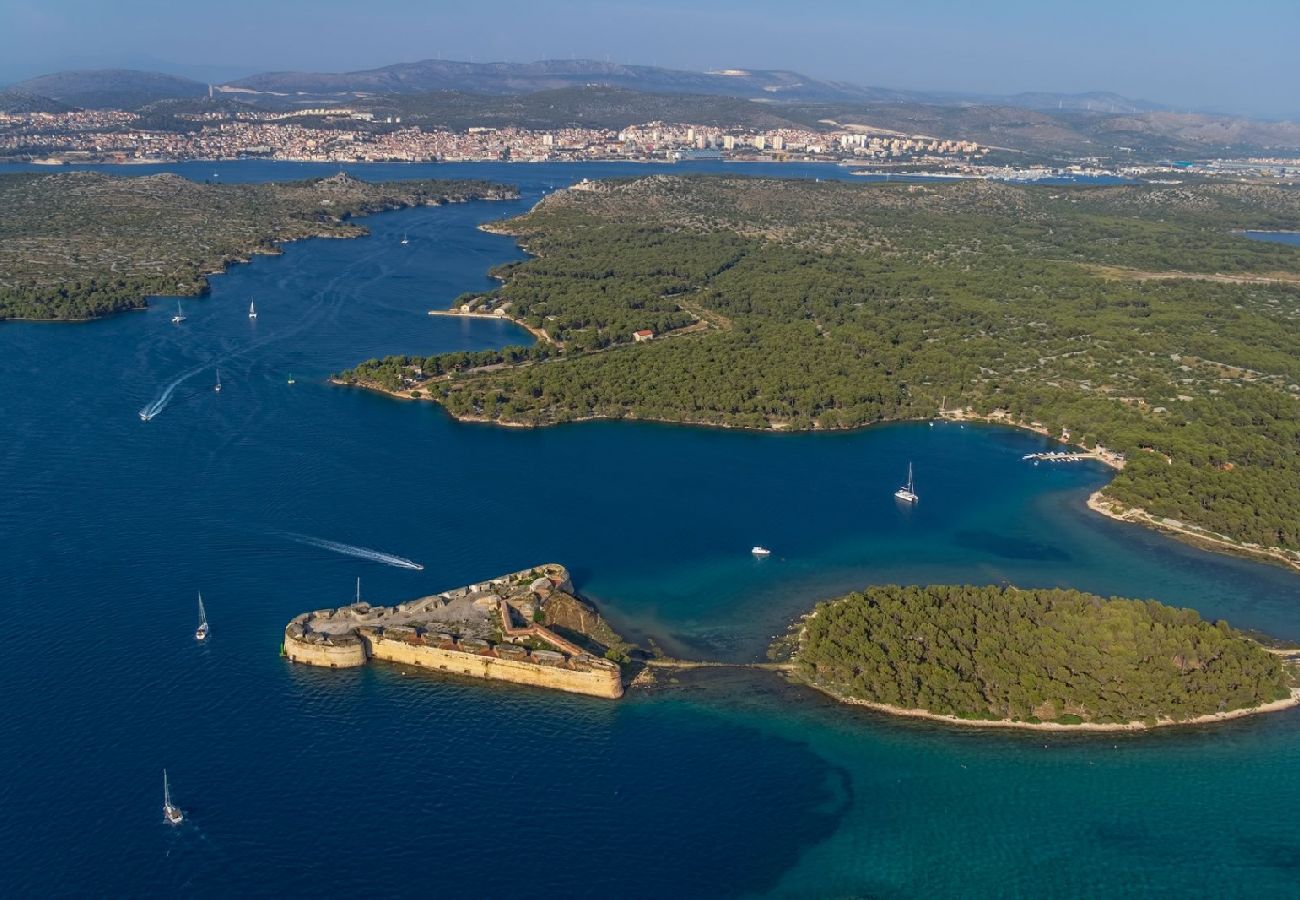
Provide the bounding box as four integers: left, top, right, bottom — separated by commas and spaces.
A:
284, 564, 626, 699
788, 584, 1299, 730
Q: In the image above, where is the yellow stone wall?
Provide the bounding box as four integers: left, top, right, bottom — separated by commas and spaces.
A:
284, 631, 622, 699
369, 636, 623, 699
283, 634, 368, 668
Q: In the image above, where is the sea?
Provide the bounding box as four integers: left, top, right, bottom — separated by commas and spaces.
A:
1, 160, 1298, 897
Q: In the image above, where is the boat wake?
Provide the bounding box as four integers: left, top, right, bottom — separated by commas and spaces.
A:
139, 362, 210, 421
283, 533, 424, 570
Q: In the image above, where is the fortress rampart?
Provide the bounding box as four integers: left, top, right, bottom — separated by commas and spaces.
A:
284, 564, 623, 699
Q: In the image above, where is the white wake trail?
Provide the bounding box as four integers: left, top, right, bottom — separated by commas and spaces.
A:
283, 533, 424, 570
139, 361, 210, 420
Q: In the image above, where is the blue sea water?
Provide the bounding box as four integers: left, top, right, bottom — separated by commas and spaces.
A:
2, 161, 1299, 897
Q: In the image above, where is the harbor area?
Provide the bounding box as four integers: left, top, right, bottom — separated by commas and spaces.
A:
284, 564, 624, 699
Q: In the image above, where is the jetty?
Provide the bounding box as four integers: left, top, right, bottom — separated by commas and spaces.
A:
283, 564, 623, 699
1022, 451, 1094, 463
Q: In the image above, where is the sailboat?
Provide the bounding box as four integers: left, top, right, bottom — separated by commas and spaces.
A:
171, 301, 186, 324
287, 374, 296, 385
195, 592, 209, 641
894, 462, 919, 504
214, 370, 222, 393
400, 234, 409, 245
248, 299, 257, 320
163, 770, 184, 825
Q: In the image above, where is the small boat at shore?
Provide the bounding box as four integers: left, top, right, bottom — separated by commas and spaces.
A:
752, 546, 771, 557
163, 770, 184, 825
894, 462, 919, 504
195, 592, 209, 641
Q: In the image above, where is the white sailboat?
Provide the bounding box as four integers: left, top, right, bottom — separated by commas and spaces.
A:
248, 299, 257, 320
195, 592, 209, 641
171, 301, 186, 324
400, 234, 409, 245
163, 770, 184, 825
214, 370, 222, 393
894, 462, 919, 504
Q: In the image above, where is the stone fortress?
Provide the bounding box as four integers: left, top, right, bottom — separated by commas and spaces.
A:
284, 563, 624, 699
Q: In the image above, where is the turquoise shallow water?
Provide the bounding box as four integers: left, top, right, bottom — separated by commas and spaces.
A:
2, 161, 1299, 897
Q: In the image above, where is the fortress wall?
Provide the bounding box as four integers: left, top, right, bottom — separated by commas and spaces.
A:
284, 634, 368, 668
368, 637, 623, 699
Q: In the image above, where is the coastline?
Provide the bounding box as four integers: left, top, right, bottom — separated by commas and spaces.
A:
1087, 491, 1300, 574
800, 679, 1300, 732
3, 181, 519, 323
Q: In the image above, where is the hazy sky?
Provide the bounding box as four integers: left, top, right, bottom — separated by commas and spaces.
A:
3, 0, 1297, 118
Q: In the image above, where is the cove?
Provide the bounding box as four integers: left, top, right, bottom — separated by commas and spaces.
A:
1, 160, 1299, 897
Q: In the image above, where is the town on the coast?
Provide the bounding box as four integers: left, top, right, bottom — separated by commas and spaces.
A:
6, 104, 1296, 182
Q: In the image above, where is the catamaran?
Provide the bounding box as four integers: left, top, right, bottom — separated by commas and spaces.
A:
248, 299, 257, 319
400, 234, 409, 245
163, 770, 184, 825
287, 374, 296, 385
214, 370, 222, 393
171, 301, 186, 324
894, 462, 919, 504
195, 592, 209, 641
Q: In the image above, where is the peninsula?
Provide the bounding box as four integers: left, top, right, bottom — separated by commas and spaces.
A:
0, 171, 517, 320
788, 584, 1299, 730
337, 175, 1300, 568
284, 564, 625, 699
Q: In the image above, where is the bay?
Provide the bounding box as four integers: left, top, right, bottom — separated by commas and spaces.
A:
1, 160, 1297, 897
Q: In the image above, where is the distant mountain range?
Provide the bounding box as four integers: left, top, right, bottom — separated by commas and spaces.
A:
5, 60, 1299, 157
8, 59, 1168, 114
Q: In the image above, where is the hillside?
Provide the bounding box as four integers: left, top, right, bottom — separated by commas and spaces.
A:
339, 176, 1300, 558
228, 58, 907, 103
10, 69, 209, 109
0, 90, 74, 114
795, 584, 1295, 726
0, 172, 516, 320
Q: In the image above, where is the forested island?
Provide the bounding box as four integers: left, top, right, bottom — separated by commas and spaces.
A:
791, 584, 1298, 729
0, 171, 516, 319
337, 175, 1300, 564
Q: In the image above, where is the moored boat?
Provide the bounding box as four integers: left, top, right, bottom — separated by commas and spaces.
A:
894, 462, 919, 503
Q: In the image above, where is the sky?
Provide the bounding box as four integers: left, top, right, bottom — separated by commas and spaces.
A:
2, 0, 1297, 119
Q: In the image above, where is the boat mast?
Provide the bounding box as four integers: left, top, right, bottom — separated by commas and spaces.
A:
163, 769, 171, 808
908, 462, 914, 492
355, 577, 361, 604
198, 592, 206, 626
